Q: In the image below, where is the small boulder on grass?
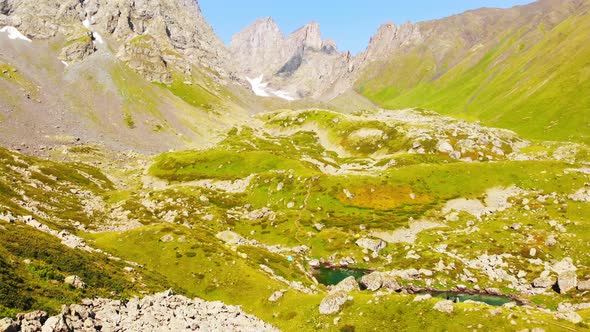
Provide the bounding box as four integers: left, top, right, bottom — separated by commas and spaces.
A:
577, 279, 590, 291
360, 272, 384, 291
557, 271, 577, 294
64, 275, 86, 289
319, 291, 350, 315
329, 276, 359, 294
433, 300, 454, 313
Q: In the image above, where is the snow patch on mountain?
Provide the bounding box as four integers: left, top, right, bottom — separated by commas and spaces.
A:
246, 75, 295, 101
0, 26, 32, 42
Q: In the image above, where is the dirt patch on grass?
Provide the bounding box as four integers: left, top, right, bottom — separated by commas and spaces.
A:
337, 185, 430, 210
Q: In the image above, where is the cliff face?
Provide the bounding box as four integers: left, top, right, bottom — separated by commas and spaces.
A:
0, 0, 234, 82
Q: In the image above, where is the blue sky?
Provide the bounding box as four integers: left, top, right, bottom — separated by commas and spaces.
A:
200, 0, 534, 54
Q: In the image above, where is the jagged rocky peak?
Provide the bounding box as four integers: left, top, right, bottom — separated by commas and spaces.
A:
364, 21, 423, 61
230, 18, 357, 100
322, 38, 338, 54
229, 17, 284, 75
286, 21, 323, 51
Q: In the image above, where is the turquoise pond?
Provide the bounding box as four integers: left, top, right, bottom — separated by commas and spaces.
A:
428, 292, 515, 307
312, 265, 370, 285
313, 266, 516, 307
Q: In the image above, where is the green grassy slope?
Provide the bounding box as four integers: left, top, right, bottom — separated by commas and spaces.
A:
357, 1, 590, 143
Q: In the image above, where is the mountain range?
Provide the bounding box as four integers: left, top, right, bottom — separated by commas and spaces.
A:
1, 0, 590, 331
1, 0, 588, 153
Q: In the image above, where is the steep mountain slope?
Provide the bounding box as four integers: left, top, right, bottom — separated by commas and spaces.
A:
230, 18, 357, 100
0, 0, 254, 154
356, 0, 590, 143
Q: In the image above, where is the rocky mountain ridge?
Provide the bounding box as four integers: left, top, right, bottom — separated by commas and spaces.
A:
0, 0, 234, 82
230, 18, 357, 100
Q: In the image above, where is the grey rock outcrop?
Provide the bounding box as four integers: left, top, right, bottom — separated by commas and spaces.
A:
329, 276, 360, 294
359, 272, 402, 292
216, 230, 247, 246
360, 272, 384, 291
362, 21, 423, 63
117, 34, 173, 83
355, 237, 386, 254
557, 271, 578, 294
59, 33, 96, 63
64, 275, 86, 289
0, 317, 19, 332
9, 290, 277, 332
433, 300, 454, 313
532, 276, 555, 289
3, 0, 233, 82
578, 279, 590, 291
319, 291, 350, 315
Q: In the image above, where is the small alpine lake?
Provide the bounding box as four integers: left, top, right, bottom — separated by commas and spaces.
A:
313, 266, 519, 307
312, 265, 371, 285
426, 291, 517, 307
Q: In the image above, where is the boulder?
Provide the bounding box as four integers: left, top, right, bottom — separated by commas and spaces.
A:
532, 276, 555, 289
64, 275, 86, 289
319, 291, 350, 315
308, 259, 321, 268
17, 311, 47, 332
160, 234, 174, 242
382, 276, 402, 291
437, 141, 454, 154
216, 231, 247, 246
360, 272, 384, 291
433, 300, 454, 313
557, 271, 577, 294
545, 235, 557, 247
355, 238, 386, 254
0, 318, 18, 332
413, 294, 432, 302
449, 151, 461, 160
551, 258, 577, 274
268, 290, 286, 302
41, 315, 69, 332
578, 279, 590, 291
555, 311, 583, 324
330, 276, 359, 294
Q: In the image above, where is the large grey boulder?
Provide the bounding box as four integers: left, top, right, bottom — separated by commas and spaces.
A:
216, 230, 247, 246
555, 311, 583, 324
330, 276, 359, 294
382, 275, 403, 291
355, 237, 386, 254
433, 300, 454, 313
557, 271, 577, 294
437, 141, 454, 154
0, 318, 18, 332
360, 272, 384, 291
16, 311, 48, 332
532, 276, 555, 289
578, 279, 590, 291
319, 291, 350, 315
64, 275, 86, 289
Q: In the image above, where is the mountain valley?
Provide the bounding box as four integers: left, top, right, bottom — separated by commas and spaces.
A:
0, 0, 590, 331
